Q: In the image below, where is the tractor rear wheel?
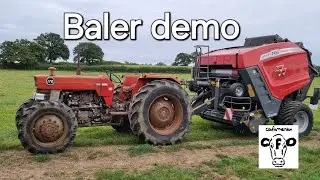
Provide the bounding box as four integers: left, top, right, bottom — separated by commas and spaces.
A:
16, 101, 78, 154
275, 101, 313, 138
128, 80, 192, 145
111, 86, 131, 133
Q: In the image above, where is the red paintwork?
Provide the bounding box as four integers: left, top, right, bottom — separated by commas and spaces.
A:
197, 42, 310, 100
35, 72, 181, 106
35, 75, 115, 106
119, 73, 181, 102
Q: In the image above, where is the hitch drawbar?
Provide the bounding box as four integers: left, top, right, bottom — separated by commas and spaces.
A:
193, 97, 215, 115
192, 78, 221, 115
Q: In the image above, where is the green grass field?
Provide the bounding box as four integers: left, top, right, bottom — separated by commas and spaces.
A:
0, 69, 319, 179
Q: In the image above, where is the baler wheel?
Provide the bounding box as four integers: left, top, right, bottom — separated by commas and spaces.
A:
275, 101, 313, 138
111, 86, 132, 133
128, 79, 192, 145
16, 101, 78, 154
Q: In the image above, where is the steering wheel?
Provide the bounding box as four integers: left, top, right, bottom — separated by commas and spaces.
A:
106, 71, 122, 84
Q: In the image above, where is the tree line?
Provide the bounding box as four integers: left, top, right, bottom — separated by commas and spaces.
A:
0, 32, 200, 68
0, 32, 106, 68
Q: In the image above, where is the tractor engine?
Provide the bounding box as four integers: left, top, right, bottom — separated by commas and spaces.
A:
60, 91, 110, 126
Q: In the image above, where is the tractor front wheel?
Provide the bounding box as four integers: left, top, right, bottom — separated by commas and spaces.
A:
275, 101, 313, 138
16, 101, 78, 154
129, 80, 192, 145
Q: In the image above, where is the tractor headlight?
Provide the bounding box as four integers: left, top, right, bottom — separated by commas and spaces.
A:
33, 93, 45, 100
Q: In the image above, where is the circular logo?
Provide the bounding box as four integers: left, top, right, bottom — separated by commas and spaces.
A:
46, 77, 55, 85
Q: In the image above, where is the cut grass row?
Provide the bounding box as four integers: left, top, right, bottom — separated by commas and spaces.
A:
127, 139, 258, 157
2, 139, 318, 179
95, 147, 320, 180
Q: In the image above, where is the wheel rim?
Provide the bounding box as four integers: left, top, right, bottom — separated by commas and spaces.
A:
30, 112, 68, 148
149, 95, 183, 135
293, 111, 309, 133
235, 87, 244, 97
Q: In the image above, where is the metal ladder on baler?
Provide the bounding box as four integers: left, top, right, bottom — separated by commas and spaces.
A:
194, 45, 210, 80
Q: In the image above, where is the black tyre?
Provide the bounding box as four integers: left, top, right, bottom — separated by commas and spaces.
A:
229, 83, 246, 97
128, 79, 192, 145
15, 98, 35, 128
111, 86, 131, 133
275, 101, 313, 138
16, 101, 78, 154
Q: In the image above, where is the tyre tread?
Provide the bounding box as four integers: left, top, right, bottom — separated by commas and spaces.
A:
128, 79, 192, 145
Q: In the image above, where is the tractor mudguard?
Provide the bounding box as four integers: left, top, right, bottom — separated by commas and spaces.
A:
118, 74, 181, 103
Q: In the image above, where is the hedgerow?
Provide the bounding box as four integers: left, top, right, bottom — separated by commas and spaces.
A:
1, 63, 191, 74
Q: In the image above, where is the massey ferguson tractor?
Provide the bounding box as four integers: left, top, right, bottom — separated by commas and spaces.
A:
16, 69, 192, 154
189, 34, 319, 137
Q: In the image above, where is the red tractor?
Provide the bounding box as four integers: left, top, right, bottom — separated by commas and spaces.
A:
189, 34, 319, 137
16, 69, 192, 154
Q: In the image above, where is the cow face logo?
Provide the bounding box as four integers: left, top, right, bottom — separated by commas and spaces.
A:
261, 134, 296, 167
259, 125, 299, 169
46, 77, 55, 85
275, 64, 286, 77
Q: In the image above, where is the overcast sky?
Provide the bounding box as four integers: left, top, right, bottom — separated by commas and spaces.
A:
0, 0, 319, 65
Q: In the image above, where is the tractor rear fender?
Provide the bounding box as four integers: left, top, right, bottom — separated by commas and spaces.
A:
119, 74, 181, 103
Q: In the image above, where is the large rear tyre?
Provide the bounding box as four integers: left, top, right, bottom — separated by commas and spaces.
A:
16, 101, 78, 154
275, 101, 313, 138
128, 80, 192, 145
111, 86, 131, 133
